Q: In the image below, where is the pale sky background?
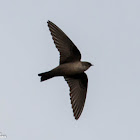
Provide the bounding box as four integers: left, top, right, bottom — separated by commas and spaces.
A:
0, 0, 140, 140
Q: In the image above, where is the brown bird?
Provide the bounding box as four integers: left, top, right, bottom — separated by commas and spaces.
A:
38, 20, 92, 120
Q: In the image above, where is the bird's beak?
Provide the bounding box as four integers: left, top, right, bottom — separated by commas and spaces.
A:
91, 64, 94, 66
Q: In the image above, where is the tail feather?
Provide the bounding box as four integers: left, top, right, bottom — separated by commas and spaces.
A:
38, 71, 53, 82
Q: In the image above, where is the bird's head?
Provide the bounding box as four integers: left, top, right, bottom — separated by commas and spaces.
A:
81, 62, 93, 71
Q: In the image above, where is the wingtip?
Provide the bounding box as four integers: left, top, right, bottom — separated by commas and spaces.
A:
74, 114, 80, 120
75, 117, 79, 120
74, 110, 80, 120
47, 20, 53, 24
47, 20, 50, 24
73, 106, 83, 120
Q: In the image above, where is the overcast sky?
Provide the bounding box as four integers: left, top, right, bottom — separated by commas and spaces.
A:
0, 0, 140, 140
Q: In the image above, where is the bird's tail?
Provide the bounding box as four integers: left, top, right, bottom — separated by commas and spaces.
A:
38, 71, 54, 82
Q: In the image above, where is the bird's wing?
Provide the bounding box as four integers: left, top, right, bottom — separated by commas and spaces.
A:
64, 73, 88, 120
48, 20, 81, 64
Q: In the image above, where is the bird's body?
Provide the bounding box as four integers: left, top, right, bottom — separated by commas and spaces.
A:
39, 61, 91, 81
38, 20, 92, 120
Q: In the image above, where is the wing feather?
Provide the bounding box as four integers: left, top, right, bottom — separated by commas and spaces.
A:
48, 21, 81, 64
64, 73, 88, 120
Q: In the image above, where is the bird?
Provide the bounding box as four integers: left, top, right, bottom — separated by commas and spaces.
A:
38, 20, 93, 120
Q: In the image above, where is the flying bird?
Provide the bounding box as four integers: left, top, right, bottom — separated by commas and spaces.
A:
38, 20, 92, 120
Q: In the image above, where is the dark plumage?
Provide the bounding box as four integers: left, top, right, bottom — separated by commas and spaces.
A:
38, 21, 93, 120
